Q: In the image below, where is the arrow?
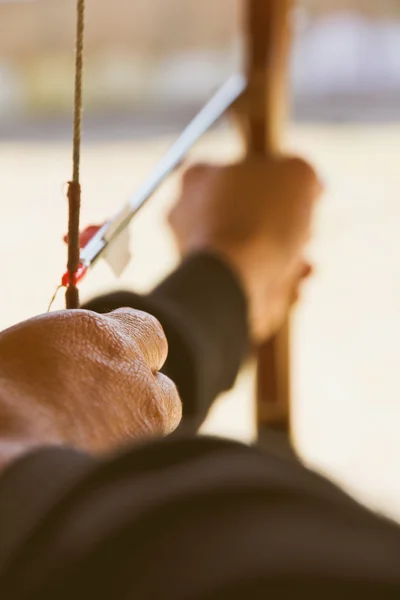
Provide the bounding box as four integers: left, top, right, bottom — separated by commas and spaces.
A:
61, 73, 247, 286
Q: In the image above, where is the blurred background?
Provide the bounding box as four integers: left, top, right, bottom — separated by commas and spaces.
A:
2, 0, 400, 522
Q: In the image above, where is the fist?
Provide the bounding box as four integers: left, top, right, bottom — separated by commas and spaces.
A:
170, 156, 322, 341
0, 309, 182, 453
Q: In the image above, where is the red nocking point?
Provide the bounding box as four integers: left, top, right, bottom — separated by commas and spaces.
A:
61, 264, 88, 288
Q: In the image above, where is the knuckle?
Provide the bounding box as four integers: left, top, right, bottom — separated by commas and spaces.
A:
115, 308, 163, 336
139, 312, 168, 354
52, 310, 122, 356
110, 307, 141, 321
73, 310, 119, 345
108, 309, 168, 370
64, 309, 105, 334
150, 373, 182, 435
105, 307, 149, 342
143, 311, 163, 335
286, 156, 318, 185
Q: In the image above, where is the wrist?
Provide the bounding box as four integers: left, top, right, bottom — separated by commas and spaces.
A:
181, 242, 281, 343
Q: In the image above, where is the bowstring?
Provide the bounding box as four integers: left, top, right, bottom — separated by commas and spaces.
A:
65, 0, 85, 309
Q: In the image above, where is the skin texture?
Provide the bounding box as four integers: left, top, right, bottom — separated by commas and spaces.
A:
0, 308, 182, 469
169, 156, 322, 341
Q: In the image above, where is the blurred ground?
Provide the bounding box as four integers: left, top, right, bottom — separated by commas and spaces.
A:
2, 123, 400, 522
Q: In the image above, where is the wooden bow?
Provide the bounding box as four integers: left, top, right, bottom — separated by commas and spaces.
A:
236, 0, 293, 441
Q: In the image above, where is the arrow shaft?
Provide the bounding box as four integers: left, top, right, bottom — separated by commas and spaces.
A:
79, 74, 246, 272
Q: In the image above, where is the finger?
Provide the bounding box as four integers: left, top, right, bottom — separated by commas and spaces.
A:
154, 372, 182, 435
291, 262, 314, 305
282, 156, 324, 200
107, 308, 168, 372
300, 261, 313, 280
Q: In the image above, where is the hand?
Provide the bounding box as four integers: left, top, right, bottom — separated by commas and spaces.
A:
0, 309, 182, 455
169, 156, 322, 341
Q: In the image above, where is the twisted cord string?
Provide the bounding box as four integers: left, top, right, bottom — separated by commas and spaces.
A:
66, 0, 85, 309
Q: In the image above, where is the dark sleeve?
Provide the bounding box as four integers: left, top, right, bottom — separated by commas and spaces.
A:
2, 437, 400, 599
83, 253, 249, 431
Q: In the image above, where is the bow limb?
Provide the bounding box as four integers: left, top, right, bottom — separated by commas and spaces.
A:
236, 0, 293, 439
